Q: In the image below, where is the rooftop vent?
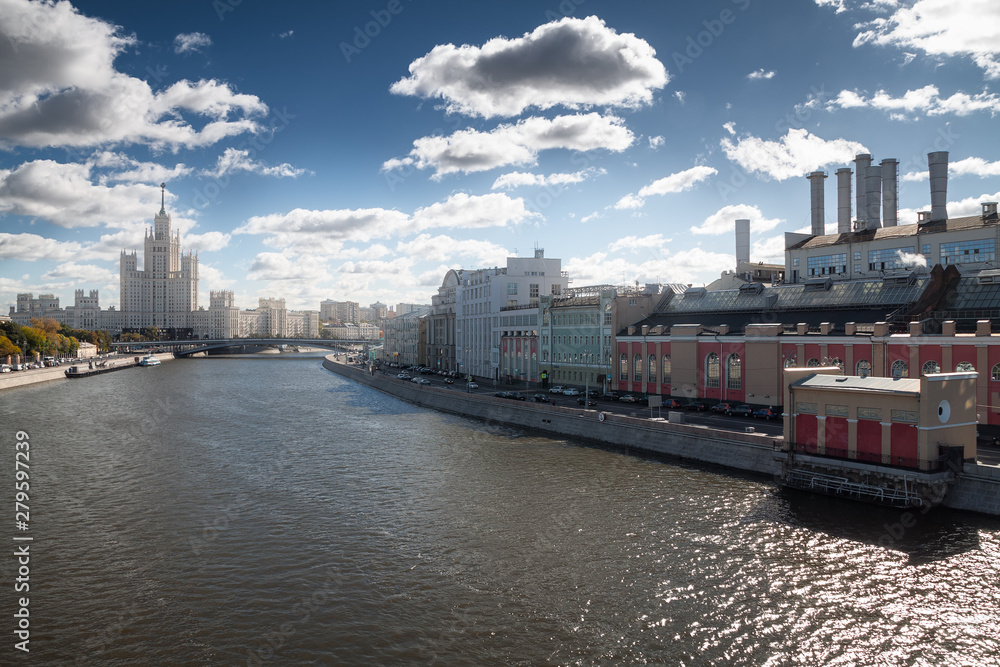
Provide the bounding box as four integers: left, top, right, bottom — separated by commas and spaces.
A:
882, 272, 917, 286
804, 278, 832, 292
739, 282, 764, 295
917, 211, 931, 224
683, 286, 707, 299
977, 268, 1000, 284
764, 293, 779, 308
983, 202, 998, 220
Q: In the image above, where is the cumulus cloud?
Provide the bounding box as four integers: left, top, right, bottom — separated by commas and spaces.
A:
0, 233, 83, 261
410, 192, 539, 231
850, 0, 1000, 79
41, 261, 116, 284
818, 85, 999, 120
201, 148, 311, 179
174, 32, 212, 54
648, 135, 665, 149
721, 128, 867, 181
0, 0, 267, 150
396, 234, 510, 266
638, 166, 717, 197
608, 234, 671, 253
613, 194, 645, 210
383, 113, 633, 178
184, 231, 232, 252
91, 151, 193, 183
490, 167, 603, 190
389, 15, 668, 118
690, 204, 782, 236
565, 247, 733, 286
747, 68, 775, 80
902, 156, 1000, 181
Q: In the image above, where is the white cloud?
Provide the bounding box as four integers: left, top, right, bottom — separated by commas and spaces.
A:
410, 192, 539, 231
0, 0, 267, 150
247, 252, 330, 283
750, 235, 786, 264
673, 91, 686, 104
40, 261, 116, 284
823, 85, 999, 119
384, 113, 633, 178
608, 234, 671, 253
490, 167, 603, 190
0, 233, 83, 261
174, 32, 212, 54
565, 247, 732, 286
648, 135, 664, 149
389, 15, 668, 118
902, 156, 1000, 181
184, 231, 232, 252
638, 166, 717, 197
723, 121, 736, 136
0, 160, 170, 228
201, 148, 311, 179
747, 68, 775, 80
396, 235, 510, 266
690, 204, 783, 236
851, 0, 1000, 79
814, 0, 846, 14
279, 30, 294, 39
614, 194, 645, 210
720, 128, 867, 181
91, 151, 194, 183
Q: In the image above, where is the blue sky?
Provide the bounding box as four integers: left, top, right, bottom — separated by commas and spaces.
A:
2, 0, 999, 313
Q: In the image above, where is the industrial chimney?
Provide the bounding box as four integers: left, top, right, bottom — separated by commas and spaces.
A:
865, 165, 882, 229
854, 153, 872, 228
836, 167, 852, 234
807, 171, 827, 236
735, 218, 750, 268
881, 158, 898, 227
929, 151, 948, 222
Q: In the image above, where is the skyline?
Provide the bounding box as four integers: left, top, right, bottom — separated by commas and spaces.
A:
2, 0, 1000, 313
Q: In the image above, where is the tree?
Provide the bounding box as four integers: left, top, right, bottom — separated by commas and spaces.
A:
0, 335, 21, 358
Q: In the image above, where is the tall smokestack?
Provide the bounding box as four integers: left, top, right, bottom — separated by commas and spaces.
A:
929, 151, 948, 222
808, 171, 827, 236
865, 165, 882, 229
854, 153, 872, 227
836, 167, 852, 234
735, 218, 750, 268
881, 158, 898, 227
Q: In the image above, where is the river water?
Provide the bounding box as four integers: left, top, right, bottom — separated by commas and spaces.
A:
1, 354, 998, 665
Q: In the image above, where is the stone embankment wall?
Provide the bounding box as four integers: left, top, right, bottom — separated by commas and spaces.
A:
324, 357, 1000, 517
323, 357, 782, 477
0, 353, 173, 392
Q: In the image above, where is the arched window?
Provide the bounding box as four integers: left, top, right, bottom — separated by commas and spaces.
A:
922, 360, 941, 375
807, 358, 820, 367
619, 353, 628, 381
662, 355, 671, 385
993, 363, 1000, 381
706, 352, 720, 389
956, 361, 975, 372
648, 354, 657, 383
633, 353, 642, 382
856, 360, 871, 377
891, 360, 908, 378
830, 358, 844, 372
784, 357, 796, 368
726, 353, 742, 390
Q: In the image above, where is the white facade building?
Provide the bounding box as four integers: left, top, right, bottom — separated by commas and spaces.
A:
455, 249, 568, 381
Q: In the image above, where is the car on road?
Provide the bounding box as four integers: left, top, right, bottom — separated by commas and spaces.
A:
444, 378, 454, 384
665, 399, 685, 409
466, 382, 479, 390
0, 365, 11, 373
686, 400, 710, 411
600, 392, 620, 402
726, 404, 755, 418
532, 393, 550, 402
493, 391, 509, 398
710, 402, 735, 414
618, 395, 638, 403
415, 378, 431, 385
549, 385, 565, 394
587, 389, 602, 398
577, 397, 597, 406
506, 392, 526, 401
753, 407, 780, 420
398, 373, 411, 380
562, 388, 580, 396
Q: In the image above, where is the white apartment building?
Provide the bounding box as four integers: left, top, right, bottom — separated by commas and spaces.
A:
119, 186, 198, 331
456, 249, 568, 381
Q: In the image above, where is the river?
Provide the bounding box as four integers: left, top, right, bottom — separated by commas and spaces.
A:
1, 353, 998, 665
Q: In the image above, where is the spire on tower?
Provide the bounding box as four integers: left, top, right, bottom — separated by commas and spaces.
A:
159, 182, 166, 215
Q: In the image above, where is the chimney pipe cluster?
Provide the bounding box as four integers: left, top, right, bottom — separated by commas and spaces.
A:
928, 151, 949, 222
807, 171, 827, 236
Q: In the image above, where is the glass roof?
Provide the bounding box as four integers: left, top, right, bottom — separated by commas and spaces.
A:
664, 277, 929, 315
940, 277, 1000, 311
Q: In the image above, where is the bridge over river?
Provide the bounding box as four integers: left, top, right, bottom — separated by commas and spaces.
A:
111, 338, 378, 357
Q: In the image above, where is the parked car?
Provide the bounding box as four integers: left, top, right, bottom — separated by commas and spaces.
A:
587, 389, 602, 398
753, 407, 780, 420
532, 393, 550, 402
494, 391, 509, 398
727, 404, 755, 418
711, 402, 735, 414
0, 364, 10, 373
506, 392, 526, 401
444, 378, 454, 384
686, 400, 710, 411
600, 392, 620, 402
577, 397, 597, 407
466, 382, 479, 390
665, 398, 684, 409
549, 385, 565, 394
398, 373, 411, 380
618, 395, 638, 403
562, 388, 580, 396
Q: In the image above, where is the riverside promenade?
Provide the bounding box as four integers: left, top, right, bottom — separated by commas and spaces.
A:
0, 353, 174, 392
323, 355, 1000, 517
